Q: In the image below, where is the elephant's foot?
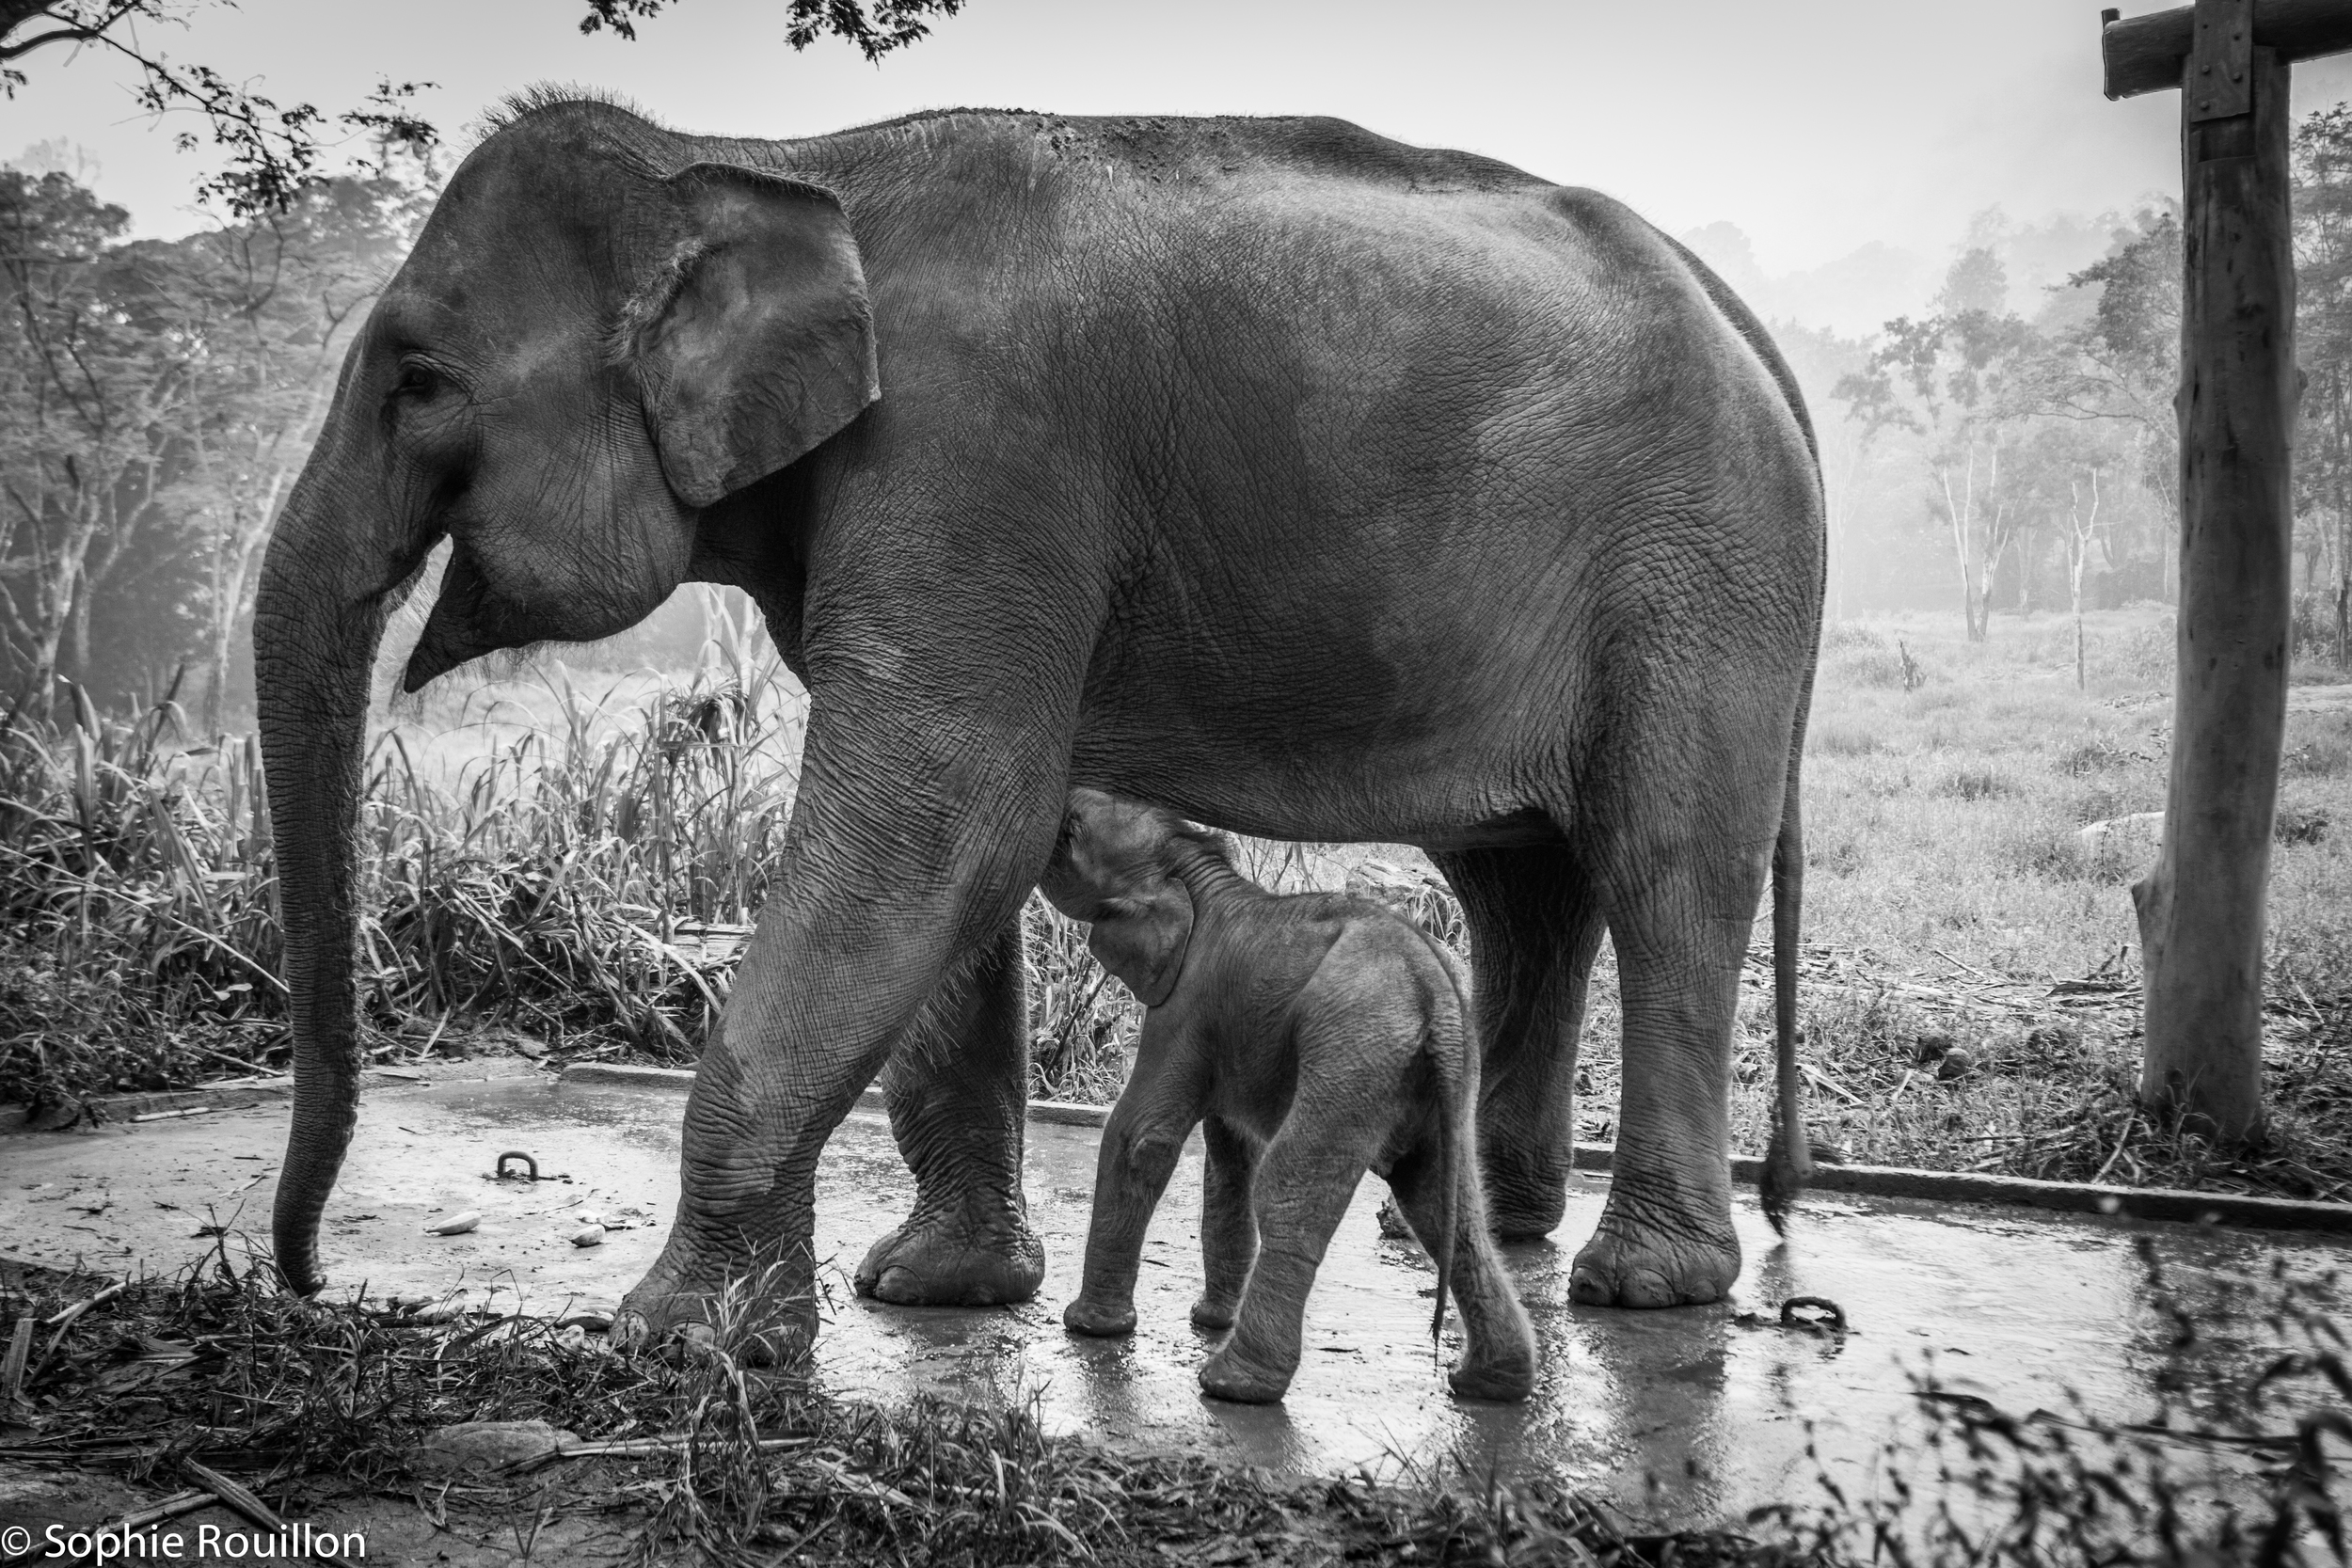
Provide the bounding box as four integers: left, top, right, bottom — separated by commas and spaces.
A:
1483, 1167, 1569, 1242
614, 1252, 817, 1365
1199, 1343, 1295, 1404
1189, 1293, 1238, 1331
1064, 1296, 1138, 1338
1568, 1215, 1738, 1307
854, 1204, 1045, 1307
1448, 1347, 1536, 1402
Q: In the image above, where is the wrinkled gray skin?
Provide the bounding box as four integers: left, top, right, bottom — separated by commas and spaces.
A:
1041, 788, 1536, 1405
251, 95, 1822, 1340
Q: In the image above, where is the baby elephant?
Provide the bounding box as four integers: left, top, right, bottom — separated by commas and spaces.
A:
1040, 787, 1536, 1404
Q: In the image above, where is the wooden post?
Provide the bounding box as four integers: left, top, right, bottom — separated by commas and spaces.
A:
2118, 2, 2309, 1142
2105, 0, 2352, 1136
2105, 1, 2352, 1137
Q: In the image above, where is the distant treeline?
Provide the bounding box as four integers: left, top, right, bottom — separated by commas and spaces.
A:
1773, 101, 2352, 651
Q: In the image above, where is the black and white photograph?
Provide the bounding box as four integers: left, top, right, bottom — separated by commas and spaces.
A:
4, 2, 2352, 1561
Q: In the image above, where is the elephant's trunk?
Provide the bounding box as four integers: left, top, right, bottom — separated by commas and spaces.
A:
254, 483, 407, 1295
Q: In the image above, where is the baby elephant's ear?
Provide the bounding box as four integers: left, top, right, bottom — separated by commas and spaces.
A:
1087, 884, 1195, 1007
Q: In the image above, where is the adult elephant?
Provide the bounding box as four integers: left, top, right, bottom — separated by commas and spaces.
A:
254, 93, 1822, 1338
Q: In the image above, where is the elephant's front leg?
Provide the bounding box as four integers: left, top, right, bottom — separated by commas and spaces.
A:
855, 918, 1044, 1306
1065, 1030, 1202, 1338
614, 655, 1072, 1350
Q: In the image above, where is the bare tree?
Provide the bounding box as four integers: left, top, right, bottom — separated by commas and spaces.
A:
2067, 467, 2102, 690
0, 170, 186, 703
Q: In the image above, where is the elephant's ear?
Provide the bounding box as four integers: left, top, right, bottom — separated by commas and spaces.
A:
628, 163, 880, 509
1087, 885, 1195, 1008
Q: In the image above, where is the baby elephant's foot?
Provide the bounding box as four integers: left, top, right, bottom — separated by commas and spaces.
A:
1447, 1349, 1536, 1402
1063, 1296, 1137, 1338
1189, 1294, 1238, 1332
1199, 1344, 1295, 1404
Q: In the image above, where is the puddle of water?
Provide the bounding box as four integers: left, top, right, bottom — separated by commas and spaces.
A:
0, 1074, 2341, 1529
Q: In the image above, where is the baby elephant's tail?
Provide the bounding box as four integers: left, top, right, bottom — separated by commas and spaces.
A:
1426, 943, 1477, 1347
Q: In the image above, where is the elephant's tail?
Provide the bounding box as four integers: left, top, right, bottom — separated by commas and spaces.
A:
1761, 697, 1814, 1234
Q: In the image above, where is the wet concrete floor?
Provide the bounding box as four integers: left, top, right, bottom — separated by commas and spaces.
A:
2, 1066, 2344, 1528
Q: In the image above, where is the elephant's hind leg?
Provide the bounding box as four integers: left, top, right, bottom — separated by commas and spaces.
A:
1386, 1139, 1537, 1402
854, 916, 1047, 1307
1200, 1073, 1390, 1404
1429, 846, 1606, 1241
1568, 799, 1774, 1308
1192, 1117, 1260, 1331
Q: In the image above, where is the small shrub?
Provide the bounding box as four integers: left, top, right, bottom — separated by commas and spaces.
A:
1939, 768, 2012, 801
1806, 719, 1882, 757
1820, 622, 1887, 651
1816, 629, 1929, 690
2009, 827, 2090, 881
2285, 712, 2352, 778
2062, 736, 2136, 774
2278, 802, 2332, 846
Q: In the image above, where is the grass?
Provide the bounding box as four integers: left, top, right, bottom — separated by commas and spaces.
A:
2, 1238, 2345, 1564
9, 605, 2352, 1202
0, 1251, 1740, 1565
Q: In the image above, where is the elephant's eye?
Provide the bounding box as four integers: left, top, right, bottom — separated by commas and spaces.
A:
390, 357, 442, 403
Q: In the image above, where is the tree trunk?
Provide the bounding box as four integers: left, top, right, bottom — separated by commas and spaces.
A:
2334, 369, 2349, 668
2073, 544, 2088, 691
2135, 42, 2294, 1144
64, 567, 89, 685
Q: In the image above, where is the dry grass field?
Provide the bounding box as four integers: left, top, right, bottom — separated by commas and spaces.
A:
1703, 606, 2352, 1196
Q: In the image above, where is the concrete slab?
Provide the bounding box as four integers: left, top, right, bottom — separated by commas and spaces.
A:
2, 1070, 2342, 1528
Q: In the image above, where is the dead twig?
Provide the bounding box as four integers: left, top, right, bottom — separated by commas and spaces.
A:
41, 1279, 125, 1331
1802, 1061, 1861, 1105
183, 1459, 358, 1568
2091, 1110, 2139, 1186
0, 1314, 31, 1411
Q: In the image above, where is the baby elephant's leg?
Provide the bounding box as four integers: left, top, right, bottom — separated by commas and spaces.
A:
1200, 1085, 1386, 1404
1193, 1117, 1259, 1331
1066, 1081, 1197, 1338
1389, 1136, 1538, 1402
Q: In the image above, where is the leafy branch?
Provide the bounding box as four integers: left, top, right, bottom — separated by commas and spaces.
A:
577, 0, 969, 60
1, 0, 968, 219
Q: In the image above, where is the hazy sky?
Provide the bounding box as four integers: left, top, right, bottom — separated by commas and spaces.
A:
9, 0, 2352, 274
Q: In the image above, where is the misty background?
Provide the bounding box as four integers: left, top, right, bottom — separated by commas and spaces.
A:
10, 0, 2352, 716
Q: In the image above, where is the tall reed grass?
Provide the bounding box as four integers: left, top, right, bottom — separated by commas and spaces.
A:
0, 595, 800, 1101
0, 595, 1152, 1109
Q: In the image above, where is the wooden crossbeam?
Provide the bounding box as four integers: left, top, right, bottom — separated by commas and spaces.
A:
2105, 0, 2352, 98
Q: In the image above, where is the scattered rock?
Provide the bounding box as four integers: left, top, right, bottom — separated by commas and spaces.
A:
569, 1224, 607, 1248
427, 1211, 482, 1236
1935, 1046, 1979, 1082
417, 1419, 578, 1476
2076, 813, 2165, 858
